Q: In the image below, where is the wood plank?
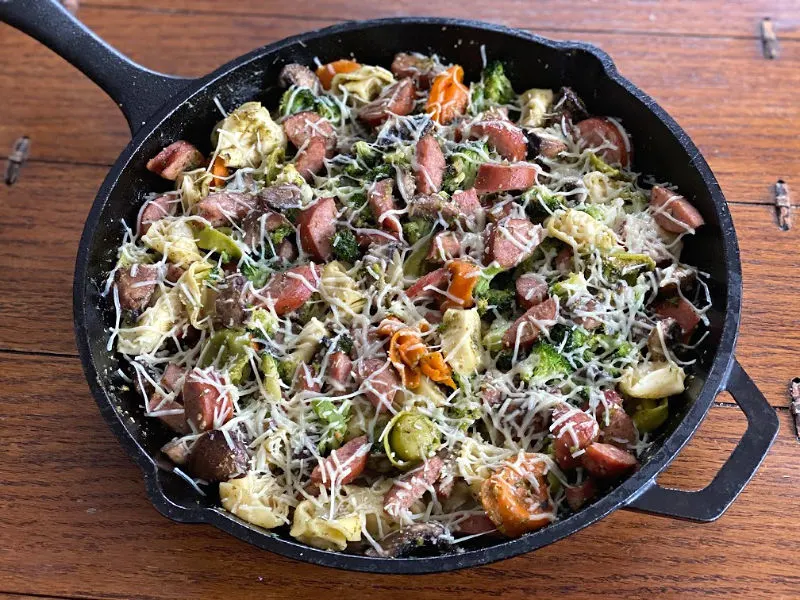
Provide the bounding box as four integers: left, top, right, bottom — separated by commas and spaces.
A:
83, 0, 800, 40
0, 163, 797, 406
1, 7, 799, 205
0, 352, 795, 600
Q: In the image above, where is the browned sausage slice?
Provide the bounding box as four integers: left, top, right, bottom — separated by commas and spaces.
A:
368, 179, 402, 235
515, 273, 548, 310
474, 162, 539, 193
182, 368, 233, 432
310, 435, 371, 485
147, 393, 188, 434
415, 135, 446, 194
195, 191, 257, 226
550, 404, 599, 470
484, 218, 545, 269
161, 363, 185, 392
146, 141, 204, 180
653, 296, 701, 342
426, 232, 461, 263
650, 186, 705, 233
455, 514, 497, 534
358, 78, 417, 127
356, 359, 400, 412
565, 478, 597, 511
391, 53, 436, 89
597, 390, 636, 449
575, 117, 631, 167
469, 119, 528, 162
451, 187, 482, 218
258, 183, 305, 211
214, 274, 248, 328
384, 454, 445, 517
139, 194, 177, 234
327, 351, 352, 391
279, 63, 320, 92
295, 136, 328, 181
502, 297, 559, 350
297, 197, 338, 261
283, 111, 336, 155
242, 208, 293, 247
581, 442, 638, 479
188, 430, 248, 482
115, 264, 160, 311
257, 263, 320, 316
405, 267, 449, 299
356, 230, 399, 248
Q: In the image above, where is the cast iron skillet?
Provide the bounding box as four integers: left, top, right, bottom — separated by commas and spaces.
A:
2, 0, 780, 574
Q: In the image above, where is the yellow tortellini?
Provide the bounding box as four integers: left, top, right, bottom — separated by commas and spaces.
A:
545, 208, 619, 252
213, 101, 287, 169
290, 317, 328, 365
177, 168, 211, 211
331, 65, 395, 103
411, 376, 448, 407
619, 361, 686, 399
141, 217, 205, 267
220, 472, 291, 530
175, 261, 214, 329
289, 499, 362, 551
456, 439, 516, 495
440, 308, 484, 376
117, 287, 184, 355
518, 88, 554, 128
339, 482, 397, 538
319, 261, 365, 319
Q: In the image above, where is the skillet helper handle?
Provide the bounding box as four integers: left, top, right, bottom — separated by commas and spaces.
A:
0, 0, 192, 136
626, 359, 779, 521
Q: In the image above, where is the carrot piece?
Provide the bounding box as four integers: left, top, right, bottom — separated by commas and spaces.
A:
442, 260, 481, 310
316, 59, 361, 90
419, 352, 455, 389
425, 65, 469, 124
210, 155, 229, 187
479, 454, 555, 537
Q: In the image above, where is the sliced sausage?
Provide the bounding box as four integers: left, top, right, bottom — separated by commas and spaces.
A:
368, 179, 401, 235
426, 232, 461, 263
480, 384, 503, 406
258, 183, 305, 211
597, 390, 636, 450
581, 442, 638, 479
147, 393, 188, 434
528, 131, 568, 159
515, 273, 548, 310
653, 296, 701, 342
475, 163, 538, 194
469, 119, 528, 162
391, 52, 436, 89
282, 111, 336, 155
484, 218, 545, 269
279, 63, 320, 92
647, 317, 681, 361
650, 186, 705, 233
276, 239, 298, 263
565, 478, 597, 511
297, 197, 338, 261
550, 404, 599, 470
384, 454, 445, 517
161, 363, 185, 392
295, 136, 328, 181
415, 135, 446, 194
195, 191, 257, 226
115, 264, 160, 311
188, 430, 248, 482
451, 188, 482, 218
310, 435, 371, 485
214, 274, 248, 328
356, 230, 399, 248
242, 209, 292, 248
146, 140, 204, 181
356, 359, 400, 412
358, 78, 417, 127
555, 246, 573, 273
296, 363, 321, 394
327, 351, 352, 391
182, 368, 233, 432
502, 297, 559, 349
165, 264, 185, 284
139, 194, 177, 234
455, 514, 497, 535
407, 194, 459, 222
257, 263, 320, 316
161, 438, 191, 465
575, 117, 631, 167
405, 267, 449, 300
574, 298, 603, 331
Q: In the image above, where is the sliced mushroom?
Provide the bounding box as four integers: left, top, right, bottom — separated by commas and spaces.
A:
188, 430, 248, 482
365, 522, 453, 558
647, 317, 681, 361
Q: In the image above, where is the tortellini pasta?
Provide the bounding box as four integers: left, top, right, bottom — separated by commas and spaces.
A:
319, 261, 365, 319
289, 499, 362, 551
331, 65, 395, 103
141, 217, 205, 267
290, 317, 328, 365
440, 308, 484, 376
213, 101, 287, 169
546, 208, 619, 251
619, 361, 686, 399
220, 472, 291, 530
177, 168, 211, 211
518, 88, 554, 128
117, 287, 184, 355
175, 261, 214, 329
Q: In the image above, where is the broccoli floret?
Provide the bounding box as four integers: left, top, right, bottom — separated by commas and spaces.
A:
471, 61, 516, 114
277, 358, 299, 385
482, 317, 510, 353
240, 260, 272, 288
442, 142, 488, 193
519, 342, 572, 383
550, 324, 591, 353
402, 218, 434, 245
522, 185, 565, 220
336, 334, 354, 355
603, 252, 656, 285
353, 141, 378, 164
476, 288, 515, 317
495, 349, 514, 372
279, 86, 317, 117
331, 229, 360, 263
297, 294, 326, 325
314, 95, 342, 123
312, 398, 350, 453
588, 152, 621, 178
246, 308, 278, 338
270, 224, 294, 246
352, 204, 375, 229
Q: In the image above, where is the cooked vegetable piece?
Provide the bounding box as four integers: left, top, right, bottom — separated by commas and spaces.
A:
426, 65, 469, 124
383, 411, 441, 467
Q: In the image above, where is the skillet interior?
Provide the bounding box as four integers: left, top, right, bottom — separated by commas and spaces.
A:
74, 18, 738, 572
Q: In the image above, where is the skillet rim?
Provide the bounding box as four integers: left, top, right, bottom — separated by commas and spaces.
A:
73, 16, 742, 573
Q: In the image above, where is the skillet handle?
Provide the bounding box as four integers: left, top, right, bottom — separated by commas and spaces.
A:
625, 359, 779, 521
0, 0, 193, 136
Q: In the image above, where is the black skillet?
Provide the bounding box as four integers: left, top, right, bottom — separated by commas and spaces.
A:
1, 0, 780, 574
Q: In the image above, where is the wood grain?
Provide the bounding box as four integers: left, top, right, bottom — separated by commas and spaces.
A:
83, 0, 800, 39
0, 352, 796, 600
1, 7, 799, 206
1, 162, 796, 405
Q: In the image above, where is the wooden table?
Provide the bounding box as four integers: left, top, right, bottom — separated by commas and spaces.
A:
1, 1, 799, 598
